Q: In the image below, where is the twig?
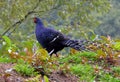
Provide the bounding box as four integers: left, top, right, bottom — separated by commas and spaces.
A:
1, 0, 41, 37
1, 0, 61, 39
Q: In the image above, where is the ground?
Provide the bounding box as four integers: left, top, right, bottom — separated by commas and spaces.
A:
0, 63, 78, 82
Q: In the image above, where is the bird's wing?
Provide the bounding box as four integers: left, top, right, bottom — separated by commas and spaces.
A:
45, 28, 68, 44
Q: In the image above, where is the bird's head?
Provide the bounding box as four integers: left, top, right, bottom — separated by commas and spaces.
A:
34, 17, 44, 26
34, 17, 42, 23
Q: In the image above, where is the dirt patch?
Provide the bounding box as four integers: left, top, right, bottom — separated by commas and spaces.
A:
49, 70, 78, 82
0, 63, 25, 82
0, 63, 78, 82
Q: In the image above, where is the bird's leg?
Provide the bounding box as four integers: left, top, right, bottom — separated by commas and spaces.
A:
55, 53, 59, 57
48, 49, 54, 57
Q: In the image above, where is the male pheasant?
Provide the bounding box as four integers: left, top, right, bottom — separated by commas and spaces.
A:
34, 17, 87, 57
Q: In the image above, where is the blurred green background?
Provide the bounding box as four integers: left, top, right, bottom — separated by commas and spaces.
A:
0, 0, 119, 53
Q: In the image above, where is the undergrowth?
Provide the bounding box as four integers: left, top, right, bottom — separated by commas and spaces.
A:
59, 51, 120, 82
14, 63, 38, 77
71, 64, 95, 82
0, 35, 120, 82
0, 56, 15, 63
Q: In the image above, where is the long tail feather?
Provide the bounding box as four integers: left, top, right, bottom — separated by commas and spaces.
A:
64, 39, 88, 51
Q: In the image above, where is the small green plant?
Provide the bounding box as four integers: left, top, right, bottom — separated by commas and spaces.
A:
59, 51, 97, 64
77, 51, 97, 60
59, 54, 82, 64
112, 66, 120, 75
99, 73, 120, 82
114, 42, 120, 50
70, 64, 95, 82
0, 56, 15, 63
14, 63, 38, 77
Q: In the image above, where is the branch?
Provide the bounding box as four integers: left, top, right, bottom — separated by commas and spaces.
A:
1, 0, 41, 37
8, 11, 37, 36
0, 0, 61, 40
8, 0, 60, 36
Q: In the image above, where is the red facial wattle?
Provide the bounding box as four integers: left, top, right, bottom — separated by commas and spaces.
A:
34, 18, 37, 23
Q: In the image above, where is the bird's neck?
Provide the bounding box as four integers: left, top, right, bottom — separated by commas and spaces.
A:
35, 23, 44, 34
36, 21, 45, 29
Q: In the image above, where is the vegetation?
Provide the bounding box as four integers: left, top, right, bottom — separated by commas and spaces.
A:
95, 0, 120, 38
14, 62, 38, 77
0, 35, 120, 81
0, 0, 120, 82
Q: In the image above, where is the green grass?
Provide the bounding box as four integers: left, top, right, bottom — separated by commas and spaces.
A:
0, 50, 120, 82
70, 64, 95, 82
59, 51, 97, 64
58, 51, 120, 82
14, 63, 38, 77
112, 66, 120, 74
0, 56, 15, 63
99, 72, 120, 82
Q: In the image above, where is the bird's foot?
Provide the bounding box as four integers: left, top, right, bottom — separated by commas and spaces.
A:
55, 54, 59, 57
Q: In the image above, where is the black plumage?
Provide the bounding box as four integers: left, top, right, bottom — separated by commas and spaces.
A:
34, 17, 87, 56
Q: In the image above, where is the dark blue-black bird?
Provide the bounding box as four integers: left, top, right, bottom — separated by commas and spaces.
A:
34, 17, 87, 57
